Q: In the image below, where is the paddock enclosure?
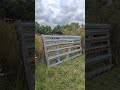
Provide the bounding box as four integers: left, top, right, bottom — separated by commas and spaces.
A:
42, 35, 82, 67
85, 24, 113, 78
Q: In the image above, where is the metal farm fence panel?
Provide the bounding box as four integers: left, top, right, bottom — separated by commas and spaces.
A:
42, 35, 82, 67
16, 21, 34, 90
85, 24, 113, 78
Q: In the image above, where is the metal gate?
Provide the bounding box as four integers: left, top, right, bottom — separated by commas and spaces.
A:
42, 35, 82, 67
86, 24, 113, 78
16, 21, 34, 90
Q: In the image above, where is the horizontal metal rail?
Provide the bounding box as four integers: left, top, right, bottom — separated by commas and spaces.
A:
46, 41, 81, 47
86, 36, 109, 41
86, 45, 110, 51
86, 53, 112, 64
49, 53, 82, 67
48, 49, 82, 61
45, 39, 80, 42
47, 45, 80, 53
42, 35, 82, 67
43, 35, 81, 38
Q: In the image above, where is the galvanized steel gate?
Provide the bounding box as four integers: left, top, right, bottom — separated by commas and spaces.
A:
16, 21, 34, 90
42, 35, 82, 67
86, 24, 113, 78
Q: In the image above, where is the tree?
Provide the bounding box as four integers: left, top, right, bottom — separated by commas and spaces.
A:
0, 0, 34, 20
52, 25, 63, 35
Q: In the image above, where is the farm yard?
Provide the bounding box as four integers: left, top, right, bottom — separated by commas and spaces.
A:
35, 22, 85, 90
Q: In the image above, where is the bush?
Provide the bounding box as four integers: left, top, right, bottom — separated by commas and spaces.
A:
35, 34, 43, 58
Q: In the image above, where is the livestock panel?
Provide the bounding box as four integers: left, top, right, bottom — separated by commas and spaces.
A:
85, 24, 113, 78
16, 21, 35, 90
42, 35, 82, 67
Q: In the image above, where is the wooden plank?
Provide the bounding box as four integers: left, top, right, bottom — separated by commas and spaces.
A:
48, 49, 82, 61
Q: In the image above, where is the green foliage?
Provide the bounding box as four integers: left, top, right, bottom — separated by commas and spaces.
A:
35, 22, 85, 36
0, 0, 34, 20
86, 0, 120, 23
35, 22, 52, 35
0, 21, 27, 90
0, 21, 20, 71
35, 34, 43, 58
62, 23, 85, 36
52, 25, 63, 35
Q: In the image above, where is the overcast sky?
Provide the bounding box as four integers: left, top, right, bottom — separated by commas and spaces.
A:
35, 0, 85, 26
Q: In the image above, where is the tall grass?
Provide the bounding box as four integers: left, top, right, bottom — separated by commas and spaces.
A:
35, 34, 43, 58
0, 21, 27, 90
0, 21, 20, 72
35, 55, 85, 90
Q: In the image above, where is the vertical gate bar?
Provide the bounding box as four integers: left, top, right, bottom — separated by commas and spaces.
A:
42, 35, 50, 66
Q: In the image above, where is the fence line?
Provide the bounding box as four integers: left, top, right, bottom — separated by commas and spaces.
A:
42, 35, 82, 67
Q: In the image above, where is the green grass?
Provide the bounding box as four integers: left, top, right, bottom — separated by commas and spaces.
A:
86, 67, 120, 90
35, 55, 85, 90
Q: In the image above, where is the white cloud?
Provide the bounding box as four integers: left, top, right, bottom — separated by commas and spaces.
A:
35, 0, 85, 26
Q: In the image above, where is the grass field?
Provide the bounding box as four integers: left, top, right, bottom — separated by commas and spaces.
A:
35, 55, 85, 90
86, 66, 120, 90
